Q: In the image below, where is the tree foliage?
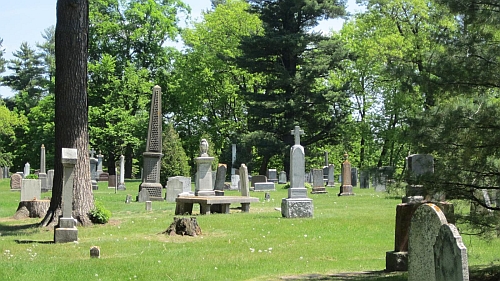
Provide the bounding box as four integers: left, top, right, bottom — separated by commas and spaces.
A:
237, 0, 350, 174
160, 123, 190, 184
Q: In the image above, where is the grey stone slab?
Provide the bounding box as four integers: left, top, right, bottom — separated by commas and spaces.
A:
251, 175, 267, 187
166, 177, 186, 203
312, 169, 324, 188
281, 198, 313, 218
359, 170, 369, 189
47, 169, 54, 190
326, 164, 335, 187
214, 164, 227, 190
230, 175, 240, 190
10, 173, 22, 190
278, 171, 287, 184
351, 167, 358, 187
434, 224, 469, 281
239, 164, 249, 196
21, 179, 41, 201
254, 182, 275, 191
267, 169, 278, 183
137, 188, 150, 202
408, 203, 449, 281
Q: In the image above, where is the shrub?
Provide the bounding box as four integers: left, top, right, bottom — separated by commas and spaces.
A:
283, 182, 312, 189
25, 174, 38, 179
89, 201, 111, 224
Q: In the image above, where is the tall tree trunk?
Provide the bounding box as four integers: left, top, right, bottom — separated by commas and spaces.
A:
41, 0, 93, 227
125, 144, 133, 178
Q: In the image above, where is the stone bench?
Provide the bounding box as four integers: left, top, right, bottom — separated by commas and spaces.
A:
175, 196, 260, 215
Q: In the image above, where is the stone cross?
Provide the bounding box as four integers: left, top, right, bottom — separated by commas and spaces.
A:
89, 148, 96, 158
291, 126, 304, 145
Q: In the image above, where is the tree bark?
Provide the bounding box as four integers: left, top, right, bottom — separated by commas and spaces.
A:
14, 200, 50, 219
41, 0, 94, 227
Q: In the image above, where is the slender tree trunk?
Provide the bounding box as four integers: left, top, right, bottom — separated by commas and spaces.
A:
125, 144, 133, 178
41, 0, 93, 227
107, 152, 116, 176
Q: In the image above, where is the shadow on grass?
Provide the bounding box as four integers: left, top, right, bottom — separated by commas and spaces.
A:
281, 270, 406, 281
0, 222, 41, 237
470, 264, 500, 281
15, 239, 53, 244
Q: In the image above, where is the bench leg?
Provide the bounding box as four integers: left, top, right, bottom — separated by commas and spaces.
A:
175, 202, 193, 215
200, 203, 211, 215
241, 203, 250, 212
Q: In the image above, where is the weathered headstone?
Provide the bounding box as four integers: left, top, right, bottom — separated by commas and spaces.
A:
239, 164, 250, 197
311, 169, 327, 194
39, 144, 48, 191
10, 173, 22, 190
117, 155, 126, 190
90, 246, 100, 258
2, 166, 9, 178
47, 169, 54, 190
96, 151, 103, 178
359, 170, 369, 189
166, 176, 193, 202
374, 166, 395, 192
89, 149, 98, 190
98, 172, 109, 182
326, 164, 335, 187
195, 139, 215, 196
230, 175, 240, 190
251, 175, 267, 187
139, 85, 164, 201
339, 154, 354, 196
434, 224, 469, 281
386, 202, 455, 272
145, 201, 152, 211
108, 175, 116, 189
23, 162, 30, 178
214, 164, 227, 191
351, 167, 358, 187
21, 179, 41, 201
405, 154, 434, 201
137, 188, 150, 202
125, 194, 132, 204
281, 126, 313, 218
267, 169, 278, 183
408, 203, 449, 281
54, 148, 78, 243
278, 171, 287, 184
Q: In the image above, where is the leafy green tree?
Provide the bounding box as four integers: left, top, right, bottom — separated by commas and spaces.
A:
160, 123, 190, 183
237, 0, 350, 175
88, 0, 189, 176
169, 0, 262, 167
0, 101, 26, 167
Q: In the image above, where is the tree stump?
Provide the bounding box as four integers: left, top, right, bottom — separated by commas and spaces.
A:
162, 217, 202, 237
13, 200, 50, 219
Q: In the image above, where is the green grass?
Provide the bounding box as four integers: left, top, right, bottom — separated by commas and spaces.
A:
0, 178, 499, 281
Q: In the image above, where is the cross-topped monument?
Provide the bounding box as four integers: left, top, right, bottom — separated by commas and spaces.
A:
282, 125, 313, 218
291, 126, 304, 145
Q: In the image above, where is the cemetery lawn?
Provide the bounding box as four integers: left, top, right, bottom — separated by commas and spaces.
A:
0, 179, 499, 281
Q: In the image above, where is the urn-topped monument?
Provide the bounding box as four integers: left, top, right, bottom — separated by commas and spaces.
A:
195, 139, 215, 196
138, 85, 164, 201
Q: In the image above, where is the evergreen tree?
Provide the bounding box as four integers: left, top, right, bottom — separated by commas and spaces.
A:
160, 123, 190, 184
237, 0, 350, 175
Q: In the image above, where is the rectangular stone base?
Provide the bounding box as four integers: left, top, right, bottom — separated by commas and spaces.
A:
281, 198, 313, 218
311, 187, 327, 194
339, 185, 355, 196
196, 190, 215, 196
54, 227, 78, 243
254, 182, 275, 191
385, 251, 408, 271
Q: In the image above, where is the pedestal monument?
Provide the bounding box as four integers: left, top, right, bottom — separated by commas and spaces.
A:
138, 86, 163, 201
338, 153, 355, 196
195, 139, 215, 196
281, 126, 313, 218
39, 144, 48, 191
54, 148, 78, 243
118, 155, 126, 190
